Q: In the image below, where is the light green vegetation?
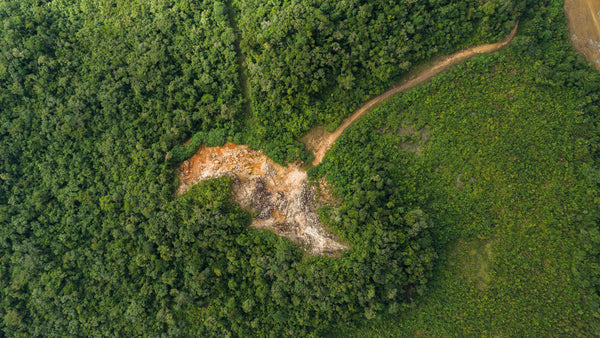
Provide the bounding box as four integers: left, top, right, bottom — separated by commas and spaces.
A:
1, 0, 599, 335
232, 0, 521, 163
326, 1, 600, 335
448, 238, 494, 292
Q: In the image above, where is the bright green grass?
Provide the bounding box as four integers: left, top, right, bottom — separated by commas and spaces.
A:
329, 47, 598, 336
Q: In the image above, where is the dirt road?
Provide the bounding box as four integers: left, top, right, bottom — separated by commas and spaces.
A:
309, 22, 519, 166
564, 0, 600, 71
178, 23, 519, 255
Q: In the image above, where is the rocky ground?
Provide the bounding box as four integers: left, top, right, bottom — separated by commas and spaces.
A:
177, 143, 347, 255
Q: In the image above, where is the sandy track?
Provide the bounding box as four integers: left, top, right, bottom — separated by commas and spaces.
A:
564, 0, 600, 71
310, 22, 519, 166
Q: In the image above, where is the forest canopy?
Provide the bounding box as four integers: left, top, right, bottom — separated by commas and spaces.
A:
234, 0, 523, 162
2, 0, 599, 336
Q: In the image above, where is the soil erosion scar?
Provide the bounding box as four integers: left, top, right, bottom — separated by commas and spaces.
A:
177, 143, 348, 256
178, 23, 519, 255
309, 22, 519, 166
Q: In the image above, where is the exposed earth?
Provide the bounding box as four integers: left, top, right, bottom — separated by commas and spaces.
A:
177, 143, 347, 255
564, 0, 600, 70
177, 23, 519, 255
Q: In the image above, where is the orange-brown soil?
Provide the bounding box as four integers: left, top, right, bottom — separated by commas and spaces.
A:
565, 0, 600, 71
177, 142, 348, 255
178, 24, 520, 255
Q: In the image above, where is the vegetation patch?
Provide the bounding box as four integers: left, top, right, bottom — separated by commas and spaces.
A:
332, 1, 600, 335
4, 0, 599, 336
233, 0, 522, 163
447, 238, 494, 291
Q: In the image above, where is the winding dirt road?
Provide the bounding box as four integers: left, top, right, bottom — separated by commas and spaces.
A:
309, 22, 519, 166
179, 23, 520, 255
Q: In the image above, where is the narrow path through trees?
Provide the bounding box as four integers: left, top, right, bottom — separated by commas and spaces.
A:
225, 1, 252, 117
308, 22, 519, 166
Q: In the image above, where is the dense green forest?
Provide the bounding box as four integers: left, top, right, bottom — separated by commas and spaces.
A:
321, 0, 600, 335
1, 0, 599, 336
0, 0, 243, 334
234, 0, 523, 162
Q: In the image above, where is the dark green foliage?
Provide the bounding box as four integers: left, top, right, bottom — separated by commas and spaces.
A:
171, 144, 198, 163
170, 128, 231, 163
234, 0, 523, 162
1, 0, 598, 336
186, 204, 436, 336
0, 0, 441, 335
0, 0, 243, 335
327, 1, 600, 335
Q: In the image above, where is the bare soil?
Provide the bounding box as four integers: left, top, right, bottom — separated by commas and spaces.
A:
177, 143, 348, 255
177, 24, 519, 255
306, 22, 519, 166
565, 0, 600, 70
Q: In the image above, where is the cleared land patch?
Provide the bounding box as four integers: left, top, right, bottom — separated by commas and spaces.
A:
179, 23, 518, 255
177, 142, 347, 255
564, 0, 600, 70
447, 238, 494, 291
